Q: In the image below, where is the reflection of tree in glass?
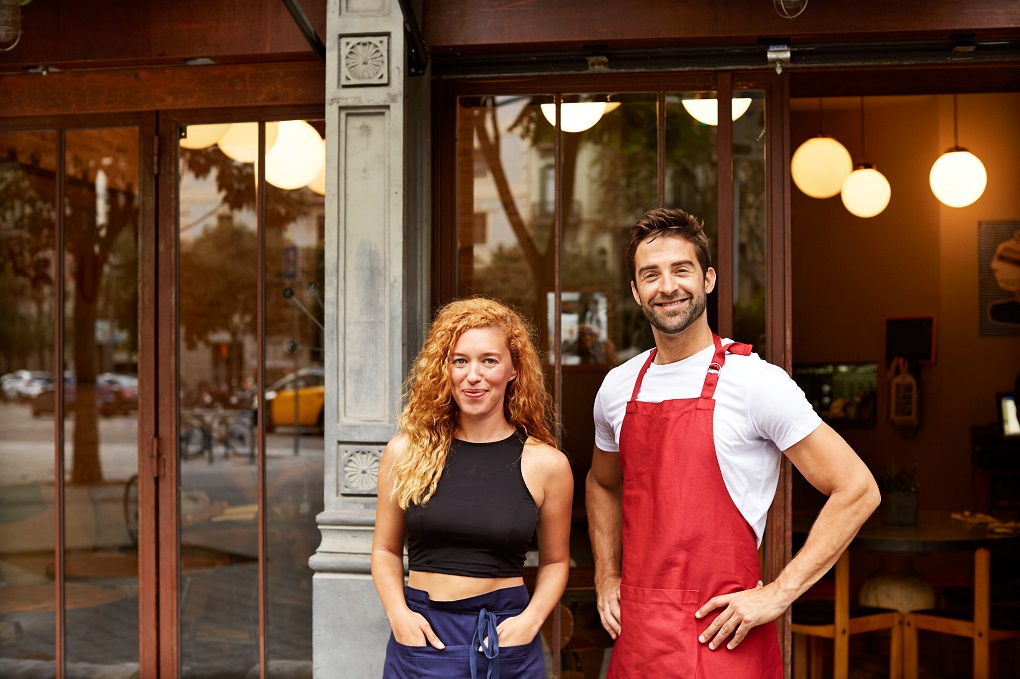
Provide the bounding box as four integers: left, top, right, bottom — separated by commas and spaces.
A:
178, 146, 322, 387
0, 150, 56, 373
468, 96, 727, 362
0, 139, 139, 485
65, 151, 139, 485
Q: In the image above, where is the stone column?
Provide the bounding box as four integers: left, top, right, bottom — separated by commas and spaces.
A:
311, 1, 429, 676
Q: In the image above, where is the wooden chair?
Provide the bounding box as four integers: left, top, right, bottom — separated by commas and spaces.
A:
904, 547, 1020, 679
541, 604, 602, 679
792, 551, 904, 679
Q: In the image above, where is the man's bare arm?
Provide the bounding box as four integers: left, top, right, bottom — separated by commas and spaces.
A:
586, 444, 624, 639
696, 422, 880, 650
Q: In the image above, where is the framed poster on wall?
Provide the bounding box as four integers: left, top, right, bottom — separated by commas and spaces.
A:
978, 221, 1020, 337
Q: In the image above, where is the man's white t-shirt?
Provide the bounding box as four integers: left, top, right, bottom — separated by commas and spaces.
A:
593, 341, 821, 546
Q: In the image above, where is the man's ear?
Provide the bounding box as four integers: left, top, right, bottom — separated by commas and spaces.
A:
631, 280, 641, 306
704, 267, 717, 294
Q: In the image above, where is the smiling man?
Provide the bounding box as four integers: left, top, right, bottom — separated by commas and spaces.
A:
586, 208, 881, 678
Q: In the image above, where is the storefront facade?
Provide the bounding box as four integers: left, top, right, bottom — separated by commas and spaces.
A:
1, 1, 1018, 677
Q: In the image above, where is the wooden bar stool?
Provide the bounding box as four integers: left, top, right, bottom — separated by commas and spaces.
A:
904, 547, 1020, 679
792, 551, 904, 679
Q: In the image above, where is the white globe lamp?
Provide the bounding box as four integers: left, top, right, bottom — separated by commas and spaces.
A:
680, 98, 753, 126
266, 121, 325, 190
791, 136, 853, 199
841, 165, 891, 218
540, 102, 620, 133
929, 148, 986, 208
306, 140, 327, 196
217, 122, 279, 164
179, 123, 229, 150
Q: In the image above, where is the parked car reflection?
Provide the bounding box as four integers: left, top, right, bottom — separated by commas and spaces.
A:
29, 372, 137, 417
264, 367, 324, 433
1, 370, 53, 402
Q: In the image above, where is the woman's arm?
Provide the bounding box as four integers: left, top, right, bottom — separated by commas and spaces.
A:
497, 442, 574, 646
370, 435, 445, 648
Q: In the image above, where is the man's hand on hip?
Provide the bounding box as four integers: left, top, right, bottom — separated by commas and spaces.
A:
695, 580, 785, 650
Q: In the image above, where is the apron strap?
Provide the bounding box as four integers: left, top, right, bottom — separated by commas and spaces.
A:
629, 349, 658, 401
470, 608, 501, 679
631, 336, 754, 402
700, 335, 753, 400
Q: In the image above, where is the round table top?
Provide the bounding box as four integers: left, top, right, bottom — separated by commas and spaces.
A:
797, 510, 1019, 555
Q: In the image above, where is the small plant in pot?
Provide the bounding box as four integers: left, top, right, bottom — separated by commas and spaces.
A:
876, 461, 919, 526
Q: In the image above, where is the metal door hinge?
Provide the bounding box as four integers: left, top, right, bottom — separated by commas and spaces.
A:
149, 437, 166, 478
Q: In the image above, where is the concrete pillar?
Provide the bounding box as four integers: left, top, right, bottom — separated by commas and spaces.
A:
312, 1, 429, 676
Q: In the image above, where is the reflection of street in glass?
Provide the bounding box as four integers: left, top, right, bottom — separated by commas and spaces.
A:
989, 229, 1020, 326
0, 398, 324, 669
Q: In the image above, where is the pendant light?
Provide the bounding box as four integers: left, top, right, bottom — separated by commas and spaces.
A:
680, 96, 753, 126
841, 97, 891, 218
791, 98, 853, 199
217, 122, 279, 164
265, 120, 325, 190
540, 100, 621, 133
929, 94, 987, 208
179, 123, 230, 150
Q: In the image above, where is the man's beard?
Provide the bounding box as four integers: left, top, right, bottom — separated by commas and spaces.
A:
641, 290, 707, 335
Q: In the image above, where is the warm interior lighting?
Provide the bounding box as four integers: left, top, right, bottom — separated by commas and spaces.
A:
680, 98, 753, 126
217, 122, 279, 163
929, 95, 987, 208
791, 136, 853, 199
841, 165, 891, 218
179, 123, 230, 150
306, 139, 327, 195
540, 101, 620, 133
930, 150, 987, 208
265, 121, 325, 190
840, 97, 890, 218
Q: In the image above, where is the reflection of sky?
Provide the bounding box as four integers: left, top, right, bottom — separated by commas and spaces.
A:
473, 97, 532, 261
178, 164, 320, 248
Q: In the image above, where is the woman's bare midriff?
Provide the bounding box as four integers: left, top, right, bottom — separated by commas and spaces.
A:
408, 570, 524, 602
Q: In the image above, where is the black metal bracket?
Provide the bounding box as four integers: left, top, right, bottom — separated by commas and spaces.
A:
281, 0, 326, 64
396, 0, 430, 76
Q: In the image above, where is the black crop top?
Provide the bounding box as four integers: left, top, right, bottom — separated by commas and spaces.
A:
405, 432, 539, 578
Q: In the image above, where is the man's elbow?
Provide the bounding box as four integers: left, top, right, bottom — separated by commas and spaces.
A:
860, 474, 882, 517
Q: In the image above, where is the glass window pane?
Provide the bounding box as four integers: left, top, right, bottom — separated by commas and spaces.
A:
0, 130, 58, 665
665, 90, 721, 282
178, 121, 261, 677
264, 118, 324, 667
62, 127, 141, 668
732, 91, 768, 354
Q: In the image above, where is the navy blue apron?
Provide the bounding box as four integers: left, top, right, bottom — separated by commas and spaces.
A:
382, 585, 545, 679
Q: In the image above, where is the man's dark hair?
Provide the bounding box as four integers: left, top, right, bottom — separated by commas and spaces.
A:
626, 208, 712, 282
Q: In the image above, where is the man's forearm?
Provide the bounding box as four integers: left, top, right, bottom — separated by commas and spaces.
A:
585, 471, 623, 586
772, 479, 880, 606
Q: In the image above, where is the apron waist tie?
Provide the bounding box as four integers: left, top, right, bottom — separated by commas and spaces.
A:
470, 608, 500, 679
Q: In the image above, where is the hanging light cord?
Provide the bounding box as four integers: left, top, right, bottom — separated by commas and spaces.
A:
952, 93, 959, 149
859, 95, 866, 161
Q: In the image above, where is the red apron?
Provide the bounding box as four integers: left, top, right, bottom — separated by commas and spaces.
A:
606, 335, 782, 679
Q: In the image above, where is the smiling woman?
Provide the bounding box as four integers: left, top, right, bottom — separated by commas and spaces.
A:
370, 298, 573, 679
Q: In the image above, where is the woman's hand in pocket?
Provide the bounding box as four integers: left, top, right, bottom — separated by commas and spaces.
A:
490, 613, 539, 649
391, 609, 445, 649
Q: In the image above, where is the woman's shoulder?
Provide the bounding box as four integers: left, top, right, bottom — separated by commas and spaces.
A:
522, 438, 571, 474
383, 432, 412, 460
